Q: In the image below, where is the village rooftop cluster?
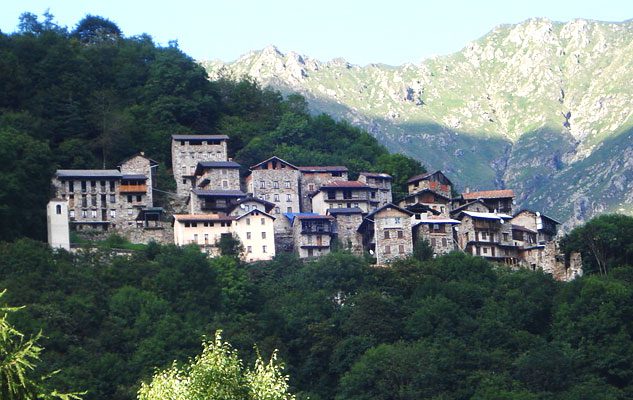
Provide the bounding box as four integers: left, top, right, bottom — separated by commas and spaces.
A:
47, 134, 582, 280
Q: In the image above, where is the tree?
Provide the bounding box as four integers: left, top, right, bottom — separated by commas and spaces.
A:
0, 290, 82, 399
217, 233, 244, 258
138, 331, 294, 400
72, 15, 121, 44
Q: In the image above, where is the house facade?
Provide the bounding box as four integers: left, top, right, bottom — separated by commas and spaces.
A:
171, 134, 229, 197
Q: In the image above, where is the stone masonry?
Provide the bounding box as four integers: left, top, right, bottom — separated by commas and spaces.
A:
171, 135, 229, 197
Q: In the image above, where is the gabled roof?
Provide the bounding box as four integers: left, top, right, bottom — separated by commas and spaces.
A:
359, 172, 393, 179
512, 224, 537, 234
405, 203, 441, 215
365, 203, 414, 219
250, 156, 299, 170
457, 210, 513, 221
449, 199, 492, 215
235, 208, 275, 221
407, 170, 453, 186
462, 189, 515, 200
284, 212, 327, 224
402, 188, 451, 202
228, 196, 276, 214
118, 152, 159, 167
172, 134, 229, 141
192, 189, 246, 197
327, 207, 364, 216
298, 166, 348, 173
512, 209, 562, 225
194, 161, 241, 175
56, 169, 122, 179
320, 181, 371, 190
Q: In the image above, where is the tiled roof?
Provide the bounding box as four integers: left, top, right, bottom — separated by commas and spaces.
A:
172, 134, 229, 140
192, 189, 246, 197
56, 169, 122, 179
359, 172, 393, 179
298, 166, 348, 172
173, 214, 234, 222
320, 181, 371, 189
462, 189, 515, 200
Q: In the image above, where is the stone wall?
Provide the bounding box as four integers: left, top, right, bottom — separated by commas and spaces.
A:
332, 213, 364, 254
300, 172, 347, 212
414, 223, 455, 255
197, 168, 241, 191
250, 169, 301, 232
359, 174, 393, 207
172, 138, 228, 197
120, 155, 154, 205
292, 219, 332, 258
373, 208, 413, 265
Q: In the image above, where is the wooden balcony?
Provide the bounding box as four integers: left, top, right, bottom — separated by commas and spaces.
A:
119, 184, 147, 193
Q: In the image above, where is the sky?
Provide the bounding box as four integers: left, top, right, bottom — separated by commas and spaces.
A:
1, 0, 632, 65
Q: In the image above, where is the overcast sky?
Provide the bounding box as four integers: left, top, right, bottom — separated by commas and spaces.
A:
2, 0, 632, 65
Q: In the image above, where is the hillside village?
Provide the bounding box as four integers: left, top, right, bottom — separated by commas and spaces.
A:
48, 134, 582, 281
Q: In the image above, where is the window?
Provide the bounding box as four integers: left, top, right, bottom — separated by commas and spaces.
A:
503, 233, 509, 242
260, 180, 265, 188
384, 245, 391, 254
56, 204, 62, 214
81, 195, 87, 207
246, 218, 251, 225
483, 247, 488, 254
371, 192, 376, 199
261, 232, 266, 239
273, 181, 279, 189
275, 207, 280, 214
204, 234, 209, 244
193, 234, 198, 243
287, 207, 292, 213
136, 195, 142, 202
100, 180, 106, 191
261, 218, 266, 225
91, 195, 97, 206
262, 245, 267, 253
397, 230, 404, 239
110, 194, 116, 204
127, 195, 132, 203
110, 209, 116, 218
442, 238, 448, 246
222, 180, 228, 188
91, 210, 97, 218
399, 245, 405, 254
68, 181, 74, 192
308, 183, 315, 191
274, 194, 279, 202
81, 181, 87, 192
384, 230, 390, 239
222, 169, 227, 175
286, 194, 291, 202
183, 179, 187, 184
81, 210, 87, 218
307, 248, 314, 257
247, 246, 252, 253
69, 210, 75, 218
91, 180, 96, 189
431, 238, 437, 246
394, 217, 401, 224
247, 232, 252, 239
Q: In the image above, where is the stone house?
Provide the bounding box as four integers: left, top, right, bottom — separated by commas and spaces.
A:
311, 181, 377, 214
189, 189, 247, 214
511, 209, 561, 243
407, 170, 453, 198
359, 204, 413, 265
246, 156, 302, 218
454, 210, 518, 263
327, 207, 364, 254
298, 166, 348, 212
458, 189, 515, 214
171, 134, 229, 197
413, 215, 460, 256
398, 189, 451, 217
193, 161, 241, 191
449, 199, 492, 216
288, 214, 334, 258
119, 152, 158, 206
358, 172, 393, 207
227, 197, 276, 217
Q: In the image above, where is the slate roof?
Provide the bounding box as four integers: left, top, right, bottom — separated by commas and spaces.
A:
298, 166, 348, 173
173, 214, 234, 222
512, 224, 537, 234
191, 189, 246, 197
172, 134, 229, 141
250, 156, 299, 170
512, 209, 562, 225
462, 189, 515, 200
121, 174, 147, 180
327, 207, 364, 215
56, 169, 122, 179
406, 170, 452, 185
195, 161, 241, 175
359, 172, 393, 179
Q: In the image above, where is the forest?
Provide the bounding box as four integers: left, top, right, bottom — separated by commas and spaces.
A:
1, 12, 633, 400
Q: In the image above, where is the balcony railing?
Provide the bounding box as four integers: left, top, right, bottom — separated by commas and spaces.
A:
119, 184, 147, 193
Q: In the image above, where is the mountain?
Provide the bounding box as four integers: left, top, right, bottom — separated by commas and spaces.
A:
201, 18, 633, 229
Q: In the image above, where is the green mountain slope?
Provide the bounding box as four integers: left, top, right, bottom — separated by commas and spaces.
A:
202, 18, 633, 228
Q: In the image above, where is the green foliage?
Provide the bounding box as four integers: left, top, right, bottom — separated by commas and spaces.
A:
412, 238, 433, 261
217, 233, 244, 258
138, 331, 294, 400
561, 213, 633, 275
